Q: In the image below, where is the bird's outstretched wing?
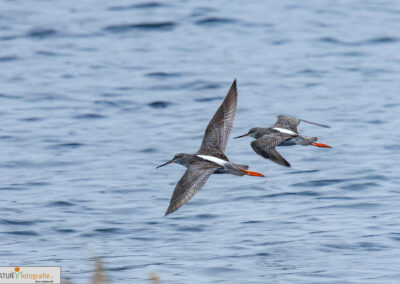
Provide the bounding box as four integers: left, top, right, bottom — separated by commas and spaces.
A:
273, 115, 300, 134
299, 118, 330, 128
251, 135, 291, 167
197, 80, 237, 159
165, 163, 218, 215
274, 115, 330, 133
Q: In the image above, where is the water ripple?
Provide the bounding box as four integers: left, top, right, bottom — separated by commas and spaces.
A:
108, 2, 165, 11
317, 36, 398, 46
94, 228, 121, 234
148, 101, 173, 109
48, 201, 75, 207
5, 230, 38, 236
1, 219, 38, 226
26, 28, 58, 39
293, 179, 348, 187
315, 203, 380, 209
146, 72, 182, 78
195, 17, 238, 25
55, 228, 76, 234
262, 190, 320, 198
20, 117, 43, 122
194, 96, 224, 102
341, 182, 379, 190
74, 113, 105, 119
0, 55, 18, 62
52, 142, 85, 149
104, 22, 176, 33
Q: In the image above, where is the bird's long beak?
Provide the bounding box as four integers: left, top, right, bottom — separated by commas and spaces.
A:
233, 133, 249, 139
156, 159, 174, 169
311, 142, 332, 148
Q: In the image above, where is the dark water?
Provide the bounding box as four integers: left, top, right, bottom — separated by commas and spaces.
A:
1, 0, 400, 283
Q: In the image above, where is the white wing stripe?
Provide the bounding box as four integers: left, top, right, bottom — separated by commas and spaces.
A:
273, 127, 297, 136
196, 155, 228, 166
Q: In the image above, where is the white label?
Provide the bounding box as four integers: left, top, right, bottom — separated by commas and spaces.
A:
0, 267, 61, 284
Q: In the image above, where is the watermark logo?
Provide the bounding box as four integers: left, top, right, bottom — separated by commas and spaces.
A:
0, 267, 60, 284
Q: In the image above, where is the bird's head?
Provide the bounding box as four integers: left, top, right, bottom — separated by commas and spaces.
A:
156, 153, 187, 168
234, 127, 265, 139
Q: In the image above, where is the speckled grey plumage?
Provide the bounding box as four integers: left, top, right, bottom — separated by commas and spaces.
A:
159, 80, 263, 216
235, 115, 330, 167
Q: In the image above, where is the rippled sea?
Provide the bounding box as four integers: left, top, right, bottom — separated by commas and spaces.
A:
1, 1, 400, 283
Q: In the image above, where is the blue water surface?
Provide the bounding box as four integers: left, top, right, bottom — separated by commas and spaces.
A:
1, 0, 400, 283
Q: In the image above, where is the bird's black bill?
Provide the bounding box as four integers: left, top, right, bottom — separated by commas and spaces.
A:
156, 160, 173, 169
233, 133, 249, 139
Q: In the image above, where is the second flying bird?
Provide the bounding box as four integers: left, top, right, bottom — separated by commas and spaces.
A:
234, 115, 332, 167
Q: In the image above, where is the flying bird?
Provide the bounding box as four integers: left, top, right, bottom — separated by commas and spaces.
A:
157, 80, 264, 215
234, 115, 331, 167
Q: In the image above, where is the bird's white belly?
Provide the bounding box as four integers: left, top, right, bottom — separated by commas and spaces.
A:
273, 127, 297, 136
196, 155, 228, 166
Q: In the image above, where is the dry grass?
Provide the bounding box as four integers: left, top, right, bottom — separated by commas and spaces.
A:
91, 257, 108, 284
64, 257, 108, 284
64, 258, 161, 283
149, 272, 161, 284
